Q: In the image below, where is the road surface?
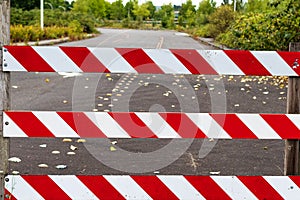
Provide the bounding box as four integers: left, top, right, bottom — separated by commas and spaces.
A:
9, 28, 285, 176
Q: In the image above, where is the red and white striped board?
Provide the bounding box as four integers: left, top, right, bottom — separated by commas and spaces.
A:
5, 175, 300, 199
3, 46, 300, 75
4, 111, 300, 139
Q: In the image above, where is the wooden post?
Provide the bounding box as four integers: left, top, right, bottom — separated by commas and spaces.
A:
0, 0, 10, 199
284, 42, 300, 175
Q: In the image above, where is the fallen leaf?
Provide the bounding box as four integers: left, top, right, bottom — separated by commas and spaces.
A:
77, 139, 86, 143
210, 171, 221, 175
8, 157, 21, 163
67, 152, 76, 155
110, 146, 117, 151
38, 164, 48, 168
63, 138, 72, 142
39, 144, 47, 148
12, 171, 19, 175
70, 145, 77, 151
52, 150, 60, 154
56, 165, 67, 169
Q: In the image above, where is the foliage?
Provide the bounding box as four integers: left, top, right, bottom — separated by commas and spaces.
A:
218, 0, 300, 50
10, 25, 86, 43
72, 0, 107, 20
109, 0, 125, 20
133, 1, 151, 22
11, 8, 98, 34
196, 0, 216, 25
244, 0, 270, 13
218, 10, 300, 50
11, 0, 70, 10
206, 5, 236, 38
178, 0, 196, 27
155, 3, 175, 28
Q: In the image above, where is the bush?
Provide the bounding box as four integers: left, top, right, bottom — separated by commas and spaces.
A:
11, 8, 98, 34
218, 11, 300, 50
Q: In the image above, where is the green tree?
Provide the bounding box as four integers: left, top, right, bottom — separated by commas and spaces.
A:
124, 0, 135, 19
11, 0, 40, 10
145, 1, 156, 20
110, 0, 125, 20
178, 0, 196, 27
244, 0, 269, 13
133, 2, 150, 22
73, 0, 107, 20
208, 5, 236, 37
155, 3, 174, 28
196, 0, 216, 25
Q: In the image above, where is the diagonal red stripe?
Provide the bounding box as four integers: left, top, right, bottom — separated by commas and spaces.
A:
4, 189, 17, 200
22, 175, 72, 200
277, 51, 300, 75
159, 113, 207, 138
289, 176, 300, 188
77, 176, 125, 200
261, 114, 300, 139
171, 49, 217, 74
185, 176, 231, 199
224, 50, 271, 76
5, 112, 55, 137
210, 114, 258, 139
57, 112, 107, 138
132, 176, 179, 200
5, 46, 55, 72
116, 48, 164, 73
108, 112, 157, 138
60, 46, 109, 72
238, 176, 284, 200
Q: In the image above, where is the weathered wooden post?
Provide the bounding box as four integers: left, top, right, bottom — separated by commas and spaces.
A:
284, 42, 300, 175
0, 0, 10, 198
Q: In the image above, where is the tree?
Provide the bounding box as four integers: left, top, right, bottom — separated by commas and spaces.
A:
197, 0, 216, 25
124, 0, 135, 19
11, 0, 40, 10
155, 3, 174, 28
178, 0, 196, 27
110, 0, 125, 20
244, 0, 269, 13
133, 2, 150, 22
208, 5, 236, 37
73, 0, 107, 20
145, 1, 156, 20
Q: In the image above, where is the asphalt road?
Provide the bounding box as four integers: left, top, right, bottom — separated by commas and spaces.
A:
9, 28, 286, 176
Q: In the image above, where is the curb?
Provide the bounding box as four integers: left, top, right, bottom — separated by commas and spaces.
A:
197, 37, 231, 50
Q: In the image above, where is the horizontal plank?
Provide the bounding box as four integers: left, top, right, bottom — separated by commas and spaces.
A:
5, 175, 300, 199
3, 46, 300, 75
4, 111, 300, 139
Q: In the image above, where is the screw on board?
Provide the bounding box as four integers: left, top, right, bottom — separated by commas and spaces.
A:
293, 59, 299, 69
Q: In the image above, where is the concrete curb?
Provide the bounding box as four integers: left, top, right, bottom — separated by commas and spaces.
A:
197, 37, 231, 50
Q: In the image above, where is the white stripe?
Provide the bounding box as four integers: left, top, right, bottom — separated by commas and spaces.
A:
49, 175, 98, 199
263, 176, 300, 199
3, 113, 28, 137
85, 112, 131, 138
104, 175, 152, 200
88, 47, 137, 73
144, 49, 191, 74
136, 113, 181, 138
197, 50, 245, 75
237, 114, 281, 139
158, 176, 205, 199
251, 51, 297, 76
212, 176, 258, 200
5, 175, 44, 200
286, 114, 300, 130
33, 112, 79, 137
186, 113, 231, 139
32, 47, 82, 72
3, 51, 27, 71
